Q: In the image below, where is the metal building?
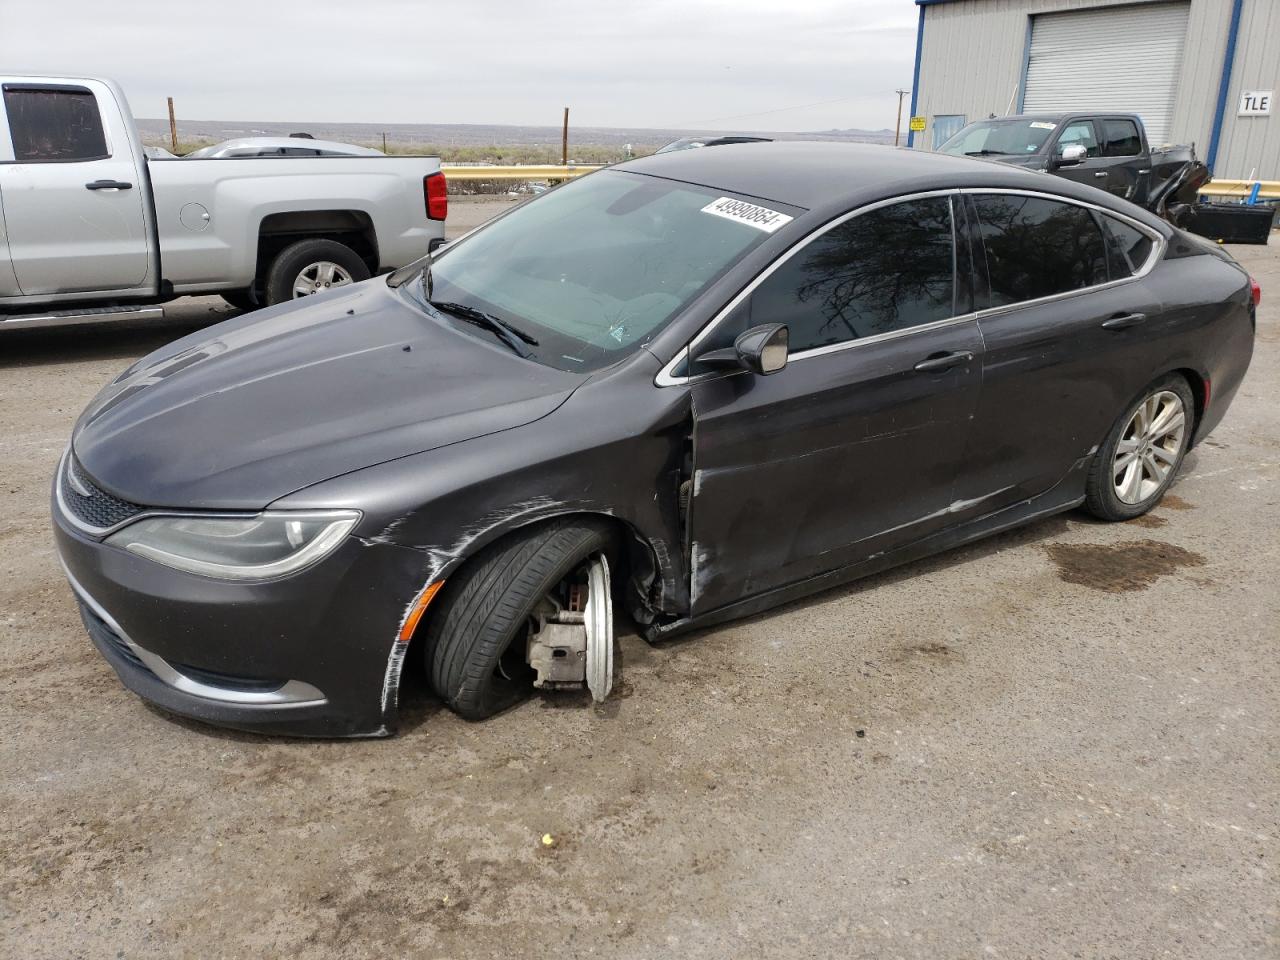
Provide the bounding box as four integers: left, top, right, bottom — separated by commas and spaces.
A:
908, 0, 1279, 181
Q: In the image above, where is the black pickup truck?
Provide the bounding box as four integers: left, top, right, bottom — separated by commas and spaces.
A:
936, 113, 1209, 223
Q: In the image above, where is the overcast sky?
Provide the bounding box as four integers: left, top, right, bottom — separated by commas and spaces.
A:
0, 0, 918, 132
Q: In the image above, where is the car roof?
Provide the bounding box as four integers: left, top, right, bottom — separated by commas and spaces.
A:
618, 140, 1086, 213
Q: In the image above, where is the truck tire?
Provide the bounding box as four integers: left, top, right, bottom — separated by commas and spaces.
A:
424, 518, 616, 721
263, 239, 370, 306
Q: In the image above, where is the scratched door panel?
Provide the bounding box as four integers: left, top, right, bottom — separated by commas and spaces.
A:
686, 321, 983, 616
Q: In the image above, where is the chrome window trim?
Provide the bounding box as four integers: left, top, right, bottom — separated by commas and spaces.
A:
654, 187, 1165, 387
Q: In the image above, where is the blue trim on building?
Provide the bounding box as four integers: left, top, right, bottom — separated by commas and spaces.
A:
1016, 15, 1034, 113
1206, 0, 1244, 172
907, 3, 925, 147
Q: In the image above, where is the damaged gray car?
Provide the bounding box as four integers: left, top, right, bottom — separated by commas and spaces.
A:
53, 142, 1257, 736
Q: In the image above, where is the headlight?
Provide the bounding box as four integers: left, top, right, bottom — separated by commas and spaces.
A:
106, 511, 360, 580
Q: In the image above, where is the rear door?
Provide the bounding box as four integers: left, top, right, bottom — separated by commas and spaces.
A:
1096, 117, 1147, 203
0, 81, 149, 295
951, 191, 1164, 518
683, 194, 985, 614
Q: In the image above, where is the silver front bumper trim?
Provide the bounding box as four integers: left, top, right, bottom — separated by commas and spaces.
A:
63, 562, 327, 709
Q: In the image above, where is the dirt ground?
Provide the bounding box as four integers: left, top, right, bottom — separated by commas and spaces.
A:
1, 207, 1276, 959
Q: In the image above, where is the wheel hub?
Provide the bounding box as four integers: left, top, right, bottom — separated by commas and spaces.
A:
524, 554, 613, 702
1112, 389, 1186, 505
292, 261, 354, 298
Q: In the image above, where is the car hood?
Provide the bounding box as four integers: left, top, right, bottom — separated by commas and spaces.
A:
72, 282, 588, 510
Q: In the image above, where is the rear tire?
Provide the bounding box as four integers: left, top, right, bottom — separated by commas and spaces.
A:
262, 238, 369, 306
1084, 374, 1194, 521
425, 518, 615, 721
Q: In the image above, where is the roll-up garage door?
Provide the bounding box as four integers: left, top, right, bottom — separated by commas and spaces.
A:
1023, 2, 1189, 146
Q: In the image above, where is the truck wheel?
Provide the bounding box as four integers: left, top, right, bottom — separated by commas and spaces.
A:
424, 518, 616, 721
263, 239, 370, 306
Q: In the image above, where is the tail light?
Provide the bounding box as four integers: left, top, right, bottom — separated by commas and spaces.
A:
1249, 276, 1261, 307
424, 172, 448, 222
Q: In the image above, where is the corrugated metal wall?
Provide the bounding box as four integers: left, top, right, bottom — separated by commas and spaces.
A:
915, 0, 1277, 180
1215, 0, 1280, 180
1022, 3, 1190, 145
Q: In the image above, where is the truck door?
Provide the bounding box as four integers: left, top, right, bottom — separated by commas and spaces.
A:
0, 81, 150, 296
1051, 119, 1143, 203
1095, 118, 1146, 204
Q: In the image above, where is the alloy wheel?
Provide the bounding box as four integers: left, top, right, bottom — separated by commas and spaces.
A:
1113, 389, 1186, 504
292, 261, 353, 298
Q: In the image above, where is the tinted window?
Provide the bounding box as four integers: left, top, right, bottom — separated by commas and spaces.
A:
689, 197, 955, 372
1057, 120, 1100, 158
971, 195, 1108, 305
1101, 215, 1154, 277
3, 87, 108, 162
1101, 119, 1142, 157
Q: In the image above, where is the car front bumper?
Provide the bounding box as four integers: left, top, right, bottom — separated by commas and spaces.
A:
53, 503, 431, 738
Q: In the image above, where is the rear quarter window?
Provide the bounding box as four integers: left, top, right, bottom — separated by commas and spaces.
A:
1100, 215, 1155, 277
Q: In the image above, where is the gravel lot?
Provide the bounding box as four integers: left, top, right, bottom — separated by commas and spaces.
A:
1, 208, 1276, 959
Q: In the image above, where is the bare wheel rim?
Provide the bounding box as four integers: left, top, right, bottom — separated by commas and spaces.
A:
1113, 389, 1186, 505
292, 261, 353, 298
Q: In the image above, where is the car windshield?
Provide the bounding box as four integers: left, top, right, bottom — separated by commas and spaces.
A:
937, 119, 1057, 157
415, 170, 777, 371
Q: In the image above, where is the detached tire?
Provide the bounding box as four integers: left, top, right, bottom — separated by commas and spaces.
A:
425, 518, 615, 721
1084, 374, 1195, 521
262, 238, 369, 306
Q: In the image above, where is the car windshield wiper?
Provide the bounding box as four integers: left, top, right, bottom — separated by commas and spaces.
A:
428, 299, 539, 357
964, 149, 1011, 156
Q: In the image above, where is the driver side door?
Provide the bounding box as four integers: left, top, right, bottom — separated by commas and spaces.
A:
682, 194, 985, 615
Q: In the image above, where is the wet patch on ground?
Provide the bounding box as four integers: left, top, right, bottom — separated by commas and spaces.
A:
1160, 494, 1194, 510
1126, 513, 1169, 528
1044, 539, 1206, 592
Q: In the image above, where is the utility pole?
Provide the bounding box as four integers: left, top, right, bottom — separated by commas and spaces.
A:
894, 89, 909, 147
382, 132, 387, 153
167, 97, 178, 153
562, 107, 569, 165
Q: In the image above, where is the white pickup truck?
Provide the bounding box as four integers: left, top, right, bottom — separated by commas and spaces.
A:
0, 75, 447, 329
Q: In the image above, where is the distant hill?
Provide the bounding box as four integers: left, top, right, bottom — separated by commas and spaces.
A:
135, 117, 897, 152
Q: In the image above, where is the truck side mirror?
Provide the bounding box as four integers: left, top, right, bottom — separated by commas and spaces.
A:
1054, 143, 1088, 168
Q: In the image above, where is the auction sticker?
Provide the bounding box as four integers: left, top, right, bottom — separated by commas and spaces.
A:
701, 197, 793, 233
1029, 121, 1056, 130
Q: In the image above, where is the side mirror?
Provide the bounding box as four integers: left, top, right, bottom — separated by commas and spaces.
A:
1054, 143, 1088, 167
694, 323, 789, 376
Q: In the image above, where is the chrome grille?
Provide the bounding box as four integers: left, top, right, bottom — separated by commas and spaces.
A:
60, 455, 146, 532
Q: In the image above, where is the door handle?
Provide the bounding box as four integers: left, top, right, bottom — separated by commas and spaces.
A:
1101, 312, 1146, 330
913, 350, 974, 373
1093, 171, 1109, 178
85, 180, 133, 190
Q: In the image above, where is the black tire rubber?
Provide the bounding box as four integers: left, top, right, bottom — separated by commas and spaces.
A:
262, 238, 370, 306
220, 289, 260, 312
424, 518, 615, 721
1083, 373, 1195, 521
